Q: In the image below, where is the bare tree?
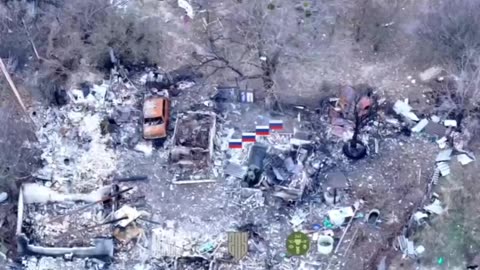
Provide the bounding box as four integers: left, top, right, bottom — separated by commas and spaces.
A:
419, 0, 480, 132
1, 0, 165, 102
351, 0, 406, 52
419, 0, 480, 66
342, 86, 376, 160
195, 0, 350, 108
432, 51, 480, 130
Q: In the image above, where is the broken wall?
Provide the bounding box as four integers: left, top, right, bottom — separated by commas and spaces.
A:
170, 111, 216, 181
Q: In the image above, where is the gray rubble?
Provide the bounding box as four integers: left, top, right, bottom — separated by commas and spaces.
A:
12, 67, 477, 270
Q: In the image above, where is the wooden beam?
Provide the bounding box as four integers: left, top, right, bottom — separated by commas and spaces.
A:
0, 58, 28, 113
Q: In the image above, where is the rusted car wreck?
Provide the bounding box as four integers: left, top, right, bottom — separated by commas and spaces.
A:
143, 96, 170, 139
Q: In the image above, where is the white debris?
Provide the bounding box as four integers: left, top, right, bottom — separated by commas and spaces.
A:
67, 111, 84, 123
393, 100, 412, 113
436, 149, 452, 162
413, 211, 428, 222
411, 119, 429, 132
134, 141, 153, 156
436, 137, 447, 149
385, 118, 400, 126
290, 210, 309, 227
22, 183, 111, 204
419, 66, 443, 82
134, 264, 153, 270
437, 162, 450, 176
32, 81, 121, 192
415, 245, 425, 255
91, 83, 108, 104
393, 100, 419, 121
444, 119, 457, 127
69, 89, 85, 101
246, 92, 254, 102
0, 192, 7, 203
139, 73, 149, 85
397, 235, 416, 257
114, 205, 144, 227
431, 115, 440, 123
328, 207, 354, 226
457, 153, 475, 165
424, 199, 444, 215
178, 0, 194, 19
407, 240, 415, 256
177, 81, 195, 90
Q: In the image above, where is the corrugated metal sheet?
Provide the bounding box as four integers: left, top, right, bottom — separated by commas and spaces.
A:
436, 149, 452, 162
437, 162, 450, 176
424, 121, 447, 137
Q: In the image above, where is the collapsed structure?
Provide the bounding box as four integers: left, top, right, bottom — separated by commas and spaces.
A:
170, 111, 217, 183
8, 63, 476, 269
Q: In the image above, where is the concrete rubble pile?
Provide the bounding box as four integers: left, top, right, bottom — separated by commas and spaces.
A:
31, 80, 126, 192
17, 70, 148, 268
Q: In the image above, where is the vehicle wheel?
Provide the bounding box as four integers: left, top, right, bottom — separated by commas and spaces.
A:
343, 140, 367, 160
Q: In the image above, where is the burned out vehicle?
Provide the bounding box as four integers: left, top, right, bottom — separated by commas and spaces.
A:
143, 97, 170, 139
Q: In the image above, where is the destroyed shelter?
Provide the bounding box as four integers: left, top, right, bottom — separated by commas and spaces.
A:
170, 111, 217, 183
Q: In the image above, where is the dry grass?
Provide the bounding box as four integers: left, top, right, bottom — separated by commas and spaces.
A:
413, 160, 480, 268
0, 0, 165, 102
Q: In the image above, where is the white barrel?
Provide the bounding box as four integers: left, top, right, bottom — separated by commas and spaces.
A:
317, 235, 334, 255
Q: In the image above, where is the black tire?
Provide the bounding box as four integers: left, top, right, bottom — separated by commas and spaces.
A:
343, 140, 367, 160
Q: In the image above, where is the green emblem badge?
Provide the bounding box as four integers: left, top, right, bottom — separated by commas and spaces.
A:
286, 232, 310, 256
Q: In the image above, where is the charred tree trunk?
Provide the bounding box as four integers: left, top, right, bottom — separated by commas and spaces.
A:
343, 92, 374, 160
350, 113, 362, 149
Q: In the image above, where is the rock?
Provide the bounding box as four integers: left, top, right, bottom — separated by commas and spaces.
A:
0, 192, 7, 203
